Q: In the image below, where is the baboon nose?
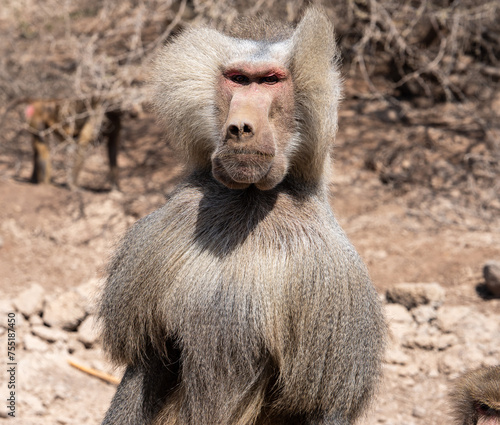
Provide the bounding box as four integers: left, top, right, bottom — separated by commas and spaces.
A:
227, 122, 254, 139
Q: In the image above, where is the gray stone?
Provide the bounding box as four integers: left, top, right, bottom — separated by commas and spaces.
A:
23, 334, 49, 352
32, 325, 69, 343
29, 314, 44, 326
76, 277, 101, 314
411, 305, 437, 325
385, 347, 412, 365
483, 260, 500, 297
412, 406, 426, 418
385, 303, 414, 323
385, 303, 416, 342
436, 333, 459, 350
0, 299, 14, 316
386, 282, 445, 309
67, 335, 87, 354
44, 291, 87, 331
12, 283, 45, 318
439, 353, 464, 375
435, 306, 471, 333
77, 315, 99, 347
19, 393, 46, 416
403, 325, 440, 350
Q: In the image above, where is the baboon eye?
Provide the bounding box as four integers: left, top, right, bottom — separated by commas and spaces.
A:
230, 74, 249, 84
477, 403, 498, 416
261, 75, 279, 84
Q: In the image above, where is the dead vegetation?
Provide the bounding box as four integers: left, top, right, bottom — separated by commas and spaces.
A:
0, 0, 499, 227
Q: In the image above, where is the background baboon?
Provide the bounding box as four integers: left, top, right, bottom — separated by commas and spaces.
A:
26, 99, 122, 190
99, 7, 386, 425
450, 366, 500, 425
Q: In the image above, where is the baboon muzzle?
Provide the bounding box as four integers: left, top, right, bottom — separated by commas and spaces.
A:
212, 90, 277, 190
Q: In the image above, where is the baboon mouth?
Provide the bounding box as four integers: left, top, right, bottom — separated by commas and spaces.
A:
218, 148, 275, 159
211, 151, 275, 188
223, 160, 272, 183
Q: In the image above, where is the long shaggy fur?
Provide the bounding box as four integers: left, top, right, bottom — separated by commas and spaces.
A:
100, 7, 385, 425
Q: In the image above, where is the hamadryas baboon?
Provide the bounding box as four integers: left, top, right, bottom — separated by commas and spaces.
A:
99, 7, 386, 425
25, 98, 122, 190
450, 365, 500, 425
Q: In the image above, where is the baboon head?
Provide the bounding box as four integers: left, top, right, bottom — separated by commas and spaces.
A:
151, 7, 341, 190
450, 366, 500, 425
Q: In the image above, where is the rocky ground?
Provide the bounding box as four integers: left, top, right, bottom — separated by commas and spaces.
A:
0, 103, 499, 425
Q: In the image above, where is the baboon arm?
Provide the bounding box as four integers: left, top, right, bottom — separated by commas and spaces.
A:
102, 362, 175, 425
101, 365, 153, 425
101, 344, 180, 425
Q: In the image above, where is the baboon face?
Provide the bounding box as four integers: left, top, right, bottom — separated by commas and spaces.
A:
212, 58, 296, 191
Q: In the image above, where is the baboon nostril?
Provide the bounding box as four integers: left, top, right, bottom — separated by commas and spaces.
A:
227, 122, 254, 138
228, 124, 240, 136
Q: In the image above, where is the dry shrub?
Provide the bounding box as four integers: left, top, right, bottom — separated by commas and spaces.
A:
0, 0, 499, 227
333, 0, 500, 102
362, 102, 500, 227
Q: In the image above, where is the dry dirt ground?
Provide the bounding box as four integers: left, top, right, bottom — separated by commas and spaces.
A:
0, 99, 499, 424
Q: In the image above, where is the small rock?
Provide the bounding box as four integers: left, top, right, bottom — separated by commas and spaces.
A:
411, 305, 437, 325
23, 334, 49, 352
44, 291, 87, 331
0, 299, 14, 316
412, 406, 426, 418
389, 321, 414, 342
385, 347, 412, 365
29, 314, 44, 326
76, 278, 101, 314
67, 335, 87, 354
435, 306, 471, 333
19, 393, 46, 416
411, 334, 436, 350
403, 325, 440, 350
436, 333, 459, 350
12, 283, 45, 318
462, 347, 487, 365
77, 315, 98, 347
454, 311, 496, 344
386, 283, 445, 309
32, 325, 69, 343
483, 260, 500, 297
396, 363, 420, 377
439, 353, 464, 375
385, 303, 414, 323
386, 303, 416, 341
53, 382, 70, 400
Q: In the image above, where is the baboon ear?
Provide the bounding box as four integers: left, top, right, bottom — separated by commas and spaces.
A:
288, 7, 341, 183
290, 7, 338, 75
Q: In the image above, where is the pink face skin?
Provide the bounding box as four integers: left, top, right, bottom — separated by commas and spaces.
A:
25, 104, 35, 120
212, 62, 295, 191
